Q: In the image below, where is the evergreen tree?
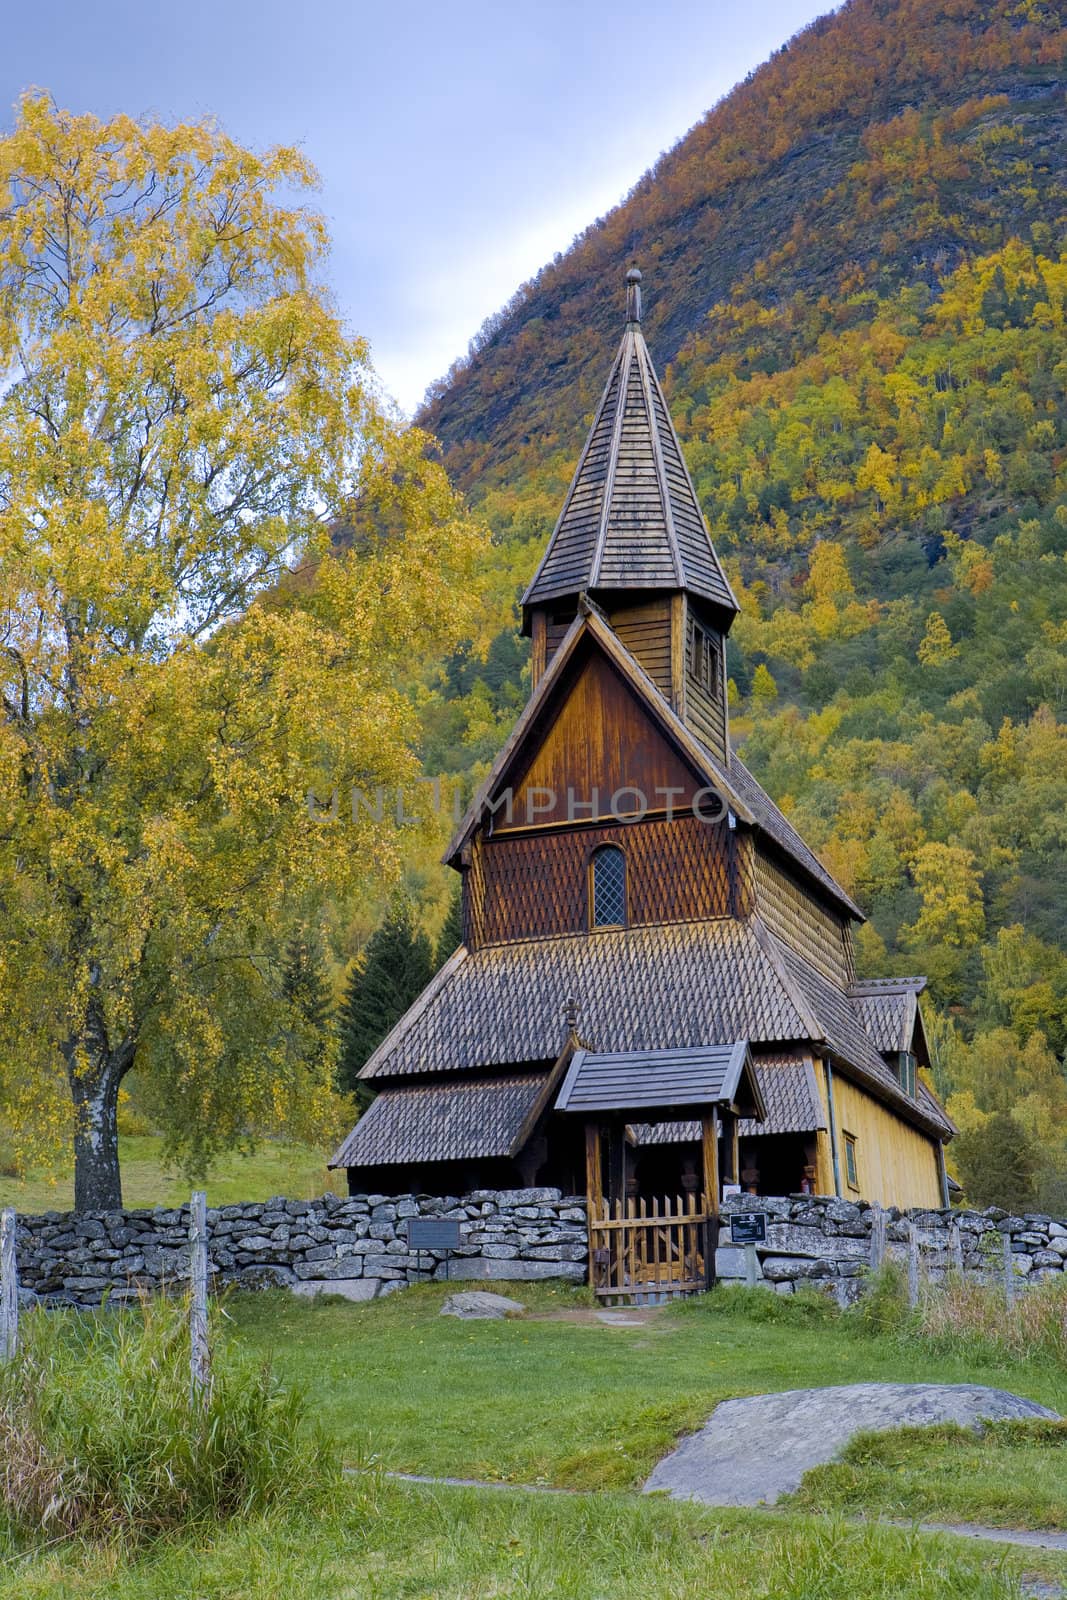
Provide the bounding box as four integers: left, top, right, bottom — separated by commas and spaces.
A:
337, 901, 433, 1099
435, 884, 464, 969
953, 1111, 1040, 1211
280, 931, 335, 1076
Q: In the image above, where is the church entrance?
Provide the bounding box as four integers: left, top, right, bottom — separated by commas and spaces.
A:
587, 1191, 712, 1305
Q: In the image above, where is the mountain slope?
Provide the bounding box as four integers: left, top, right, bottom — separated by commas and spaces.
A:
410, 0, 1067, 1209
421, 0, 1066, 497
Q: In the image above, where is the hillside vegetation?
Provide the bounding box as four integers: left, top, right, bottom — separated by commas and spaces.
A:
407, 0, 1067, 1207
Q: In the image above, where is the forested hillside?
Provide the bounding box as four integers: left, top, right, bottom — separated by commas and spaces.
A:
404, 0, 1067, 1207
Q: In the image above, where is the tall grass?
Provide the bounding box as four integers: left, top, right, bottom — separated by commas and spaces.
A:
0, 1295, 339, 1544
853, 1261, 1067, 1366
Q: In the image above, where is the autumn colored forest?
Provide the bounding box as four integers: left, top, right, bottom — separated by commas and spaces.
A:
402, 0, 1067, 1207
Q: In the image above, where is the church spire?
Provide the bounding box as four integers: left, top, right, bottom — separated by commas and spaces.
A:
521, 267, 737, 629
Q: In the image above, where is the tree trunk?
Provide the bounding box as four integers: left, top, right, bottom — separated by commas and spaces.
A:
70, 1061, 124, 1212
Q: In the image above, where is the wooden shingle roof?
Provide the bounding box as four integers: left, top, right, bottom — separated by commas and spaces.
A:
521, 271, 737, 624
356, 917, 951, 1140
850, 977, 927, 1054
632, 1050, 826, 1144
330, 1071, 551, 1169
556, 1042, 763, 1118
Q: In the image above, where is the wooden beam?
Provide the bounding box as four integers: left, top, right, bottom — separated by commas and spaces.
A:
670, 593, 686, 719
584, 1122, 603, 1213
719, 1110, 738, 1185
702, 1110, 720, 1218
530, 609, 547, 688
702, 1110, 720, 1290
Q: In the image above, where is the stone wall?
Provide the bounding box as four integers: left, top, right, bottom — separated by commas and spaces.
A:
9, 1187, 1067, 1309
717, 1194, 1067, 1304
11, 1187, 587, 1308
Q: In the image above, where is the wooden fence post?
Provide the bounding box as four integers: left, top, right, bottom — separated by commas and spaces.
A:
869, 1206, 886, 1272
950, 1222, 963, 1274
1, 1208, 18, 1363
1003, 1229, 1016, 1309
907, 1223, 920, 1309
189, 1191, 211, 1407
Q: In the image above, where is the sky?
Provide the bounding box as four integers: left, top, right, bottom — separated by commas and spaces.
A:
4, 0, 831, 415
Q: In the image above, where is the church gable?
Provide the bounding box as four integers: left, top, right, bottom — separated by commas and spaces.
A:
492, 643, 706, 833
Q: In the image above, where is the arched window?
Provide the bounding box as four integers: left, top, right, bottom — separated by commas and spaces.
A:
590, 845, 627, 929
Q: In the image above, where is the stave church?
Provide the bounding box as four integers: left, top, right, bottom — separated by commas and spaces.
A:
332, 268, 954, 1291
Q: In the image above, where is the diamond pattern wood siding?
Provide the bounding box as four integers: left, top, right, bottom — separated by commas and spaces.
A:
754, 848, 853, 987
469, 814, 732, 947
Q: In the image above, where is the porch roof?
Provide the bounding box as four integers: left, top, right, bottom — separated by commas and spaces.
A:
555, 1041, 765, 1120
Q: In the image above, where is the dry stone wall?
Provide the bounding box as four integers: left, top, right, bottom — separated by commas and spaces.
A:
8, 1188, 1066, 1308
11, 1188, 587, 1307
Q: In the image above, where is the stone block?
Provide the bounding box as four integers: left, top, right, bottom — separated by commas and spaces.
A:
292, 1258, 364, 1281
290, 1277, 380, 1302
444, 1257, 585, 1283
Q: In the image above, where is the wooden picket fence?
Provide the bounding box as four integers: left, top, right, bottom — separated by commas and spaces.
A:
588, 1194, 712, 1305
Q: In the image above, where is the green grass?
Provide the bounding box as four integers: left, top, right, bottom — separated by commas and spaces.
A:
788, 1418, 1067, 1530
1, 1478, 1063, 1599
2, 1284, 1066, 1596
0, 1135, 344, 1213
227, 1282, 1067, 1496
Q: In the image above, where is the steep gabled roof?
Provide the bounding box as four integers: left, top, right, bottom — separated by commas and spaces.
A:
353, 917, 951, 1140
521, 270, 737, 624
444, 601, 862, 920
850, 977, 929, 1057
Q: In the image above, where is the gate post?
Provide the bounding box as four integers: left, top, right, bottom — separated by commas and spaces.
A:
701, 1110, 720, 1289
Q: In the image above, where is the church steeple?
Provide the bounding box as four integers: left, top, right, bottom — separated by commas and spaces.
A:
522, 269, 738, 765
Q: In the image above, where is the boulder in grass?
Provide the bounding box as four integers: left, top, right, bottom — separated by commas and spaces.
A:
439, 1290, 526, 1320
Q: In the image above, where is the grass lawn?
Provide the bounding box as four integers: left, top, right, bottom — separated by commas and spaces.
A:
230, 1281, 1067, 1511
2, 1479, 1064, 1599
788, 1418, 1067, 1529
2, 1283, 1066, 1598
0, 1135, 344, 1213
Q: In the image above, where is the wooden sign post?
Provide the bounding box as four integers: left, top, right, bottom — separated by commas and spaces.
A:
189, 1191, 211, 1408
1003, 1230, 1016, 1309
0, 1208, 17, 1363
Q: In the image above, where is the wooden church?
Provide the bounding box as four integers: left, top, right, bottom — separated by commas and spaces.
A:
332, 269, 954, 1280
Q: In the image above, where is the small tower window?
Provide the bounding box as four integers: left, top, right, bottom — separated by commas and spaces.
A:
590, 845, 627, 929
690, 620, 719, 695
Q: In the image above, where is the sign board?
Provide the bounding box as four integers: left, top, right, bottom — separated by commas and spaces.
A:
729, 1212, 768, 1245
407, 1218, 462, 1251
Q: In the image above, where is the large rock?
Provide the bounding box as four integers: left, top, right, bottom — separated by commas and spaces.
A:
445, 1257, 586, 1282
645, 1384, 1060, 1507
440, 1291, 526, 1320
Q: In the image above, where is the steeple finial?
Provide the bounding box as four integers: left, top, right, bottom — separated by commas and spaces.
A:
625, 265, 642, 325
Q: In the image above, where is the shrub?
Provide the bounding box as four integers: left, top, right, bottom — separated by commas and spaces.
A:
0, 1295, 339, 1543
850, 1262, 1067, 1367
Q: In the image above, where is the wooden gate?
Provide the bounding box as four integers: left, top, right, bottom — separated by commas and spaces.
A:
588, 1195, 714, 1306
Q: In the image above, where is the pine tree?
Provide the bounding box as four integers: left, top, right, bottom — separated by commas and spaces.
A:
280, 931, 335, 1076
435, 883, 464, 969
953, 1111, 1040, 1211
337, 901, 433, 1099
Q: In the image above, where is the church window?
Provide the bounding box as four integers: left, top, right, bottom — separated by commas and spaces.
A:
590, 845, 627, 929
897, 1051, 917, 1098
690, 620, 718, 695
843, 1132, 860, 1191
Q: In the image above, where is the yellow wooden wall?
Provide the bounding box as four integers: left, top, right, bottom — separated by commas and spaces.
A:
814, 1061, 943, 1208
